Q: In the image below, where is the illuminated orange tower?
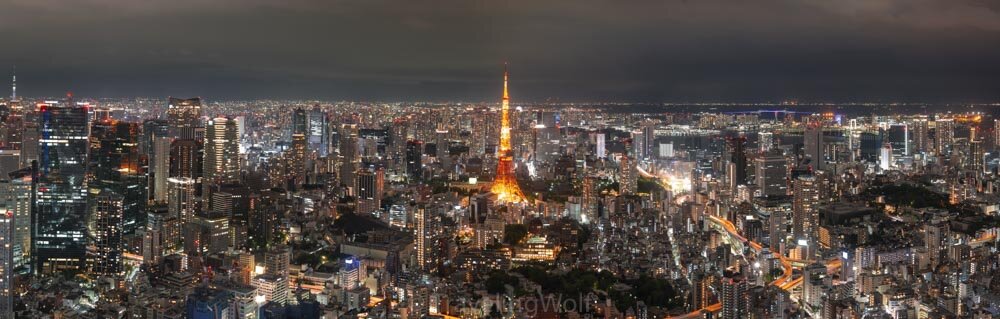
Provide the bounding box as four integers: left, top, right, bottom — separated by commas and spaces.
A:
491, 64, 526, 202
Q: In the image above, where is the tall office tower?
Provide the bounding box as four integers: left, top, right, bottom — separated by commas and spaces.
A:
203, 117, 240, 193
639, 120, 655, 160
0, 169, 30, 270
169, 139, 203, 200
886, 123, 909, 157
291, 107, 308, 135
167, 97, 202, 140
768, 208, 787, 253
0, 208, 11, 318
434, 127, 449, 160
414, 206, 427, 270
356, 166, 384, 216
631, 130, 645, 162
758, 131, 773, 153
803, 123, 824, 170
34, 99, 91, 274
152, 136, 171, 203
89, 119, 146, 233
141, 119, 169, 156
339, 124, 360, 188
263, 245, 290, 305
620, 152, 637, 195
879, 143, 893, 171
970, 139, 984, 173
936, 118, 954, 155
728, 136, 748, 190
590, 132, 606, 158
756, 149, 789, 197
168, 177, 197, 222
792, 175, 819, 246
859, 130, 883, 163
489, 65, 526, 203
405, 140, 423, 181
390, 118, 410, 173
581, 176, 598, 224
307, 105, 329, 156
143, 211, 165, 265
288, 133, 307, 184
911, 118, 929, 154
90, 191, 124, 278
721, 273, 749, 319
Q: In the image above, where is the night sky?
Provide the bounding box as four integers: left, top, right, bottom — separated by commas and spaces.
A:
3, 0, 1000, 102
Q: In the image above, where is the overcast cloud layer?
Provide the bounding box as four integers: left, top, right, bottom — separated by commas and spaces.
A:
1, 0, 999, 102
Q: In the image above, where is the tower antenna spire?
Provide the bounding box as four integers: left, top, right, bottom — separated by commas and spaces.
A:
11, 65, 16, 100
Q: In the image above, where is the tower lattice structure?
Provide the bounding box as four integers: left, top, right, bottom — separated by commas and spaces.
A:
490, 64, 526, 202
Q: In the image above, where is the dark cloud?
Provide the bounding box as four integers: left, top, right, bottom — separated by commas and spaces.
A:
1, 0, 999, 102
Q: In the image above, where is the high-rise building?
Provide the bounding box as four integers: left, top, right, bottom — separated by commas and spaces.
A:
288, 133, 307, 184
262, 245, 290, 305
203, 117, 240, 193
390, 118, 410, 173
729, 136, 748, 190
168, 177, 197, 222
911, 118, 929, 154
0, 168, 31, 271
0, 208, 12, 318
292, 107, 308, 136
755, 150, 788, 197
34, 99, 91, 274
590, 132, 606, 158
308, 105, 329, 157
414, 206, 428, 270
89, 119, 146, 233
721, 272, 749, 319
356, 166, 384, 216
152, 136, 171, 203
936, 118, 954, 156
90, 190, 124, 279
167, 97, 202, 140
405, 140, 423, 181
792, 175, 819, 246
803, 123, 824, 170
339, 124, 360, 188
169, 139, 204, 199
886, 123, 909, 157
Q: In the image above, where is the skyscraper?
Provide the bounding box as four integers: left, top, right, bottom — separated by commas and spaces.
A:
721, 272, 749, 319
356, 166, 384, 215
405, 140, 423, 181
89, 119, 146, 233
292, 107, 308, 136
792, 175, 819, 246
289, 133, 307, 185
168, 177, 197, 223
152, 136, 171, 203
728, 136, 748, 190
0, 209, 11, 318
308, 105, 329, 156
203, 117, 240, 193
339, 123, 360, 188
803, 123, 824, 170
90, 190, 124, 279
755, 149, 788, 197
0, 168, 31, 271
167, 97, 202, 140
34, 99, 91, 274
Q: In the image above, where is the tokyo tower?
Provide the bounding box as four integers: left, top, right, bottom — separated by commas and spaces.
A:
490, 64, 526, 202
